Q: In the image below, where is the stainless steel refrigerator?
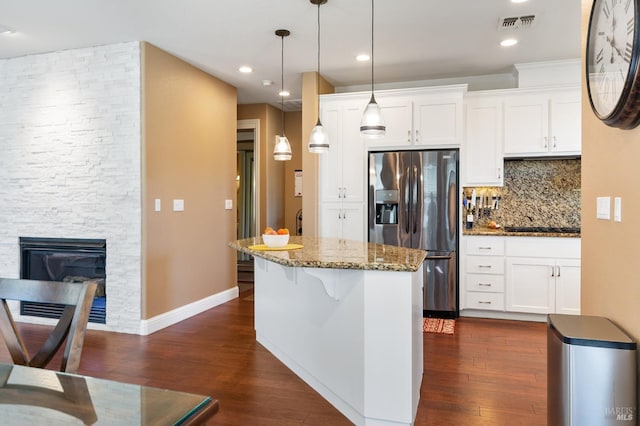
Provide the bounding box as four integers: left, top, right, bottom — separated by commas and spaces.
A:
368, 150, 458, 318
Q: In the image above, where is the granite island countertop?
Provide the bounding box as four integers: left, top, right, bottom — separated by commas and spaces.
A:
228, 236, 427, 272
463, 227, 581, 238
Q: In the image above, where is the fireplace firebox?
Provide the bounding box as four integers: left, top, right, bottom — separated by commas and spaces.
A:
19, 237, 106, 324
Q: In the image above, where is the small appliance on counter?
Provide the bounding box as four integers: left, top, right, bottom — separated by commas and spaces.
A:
368, 149, 458, 319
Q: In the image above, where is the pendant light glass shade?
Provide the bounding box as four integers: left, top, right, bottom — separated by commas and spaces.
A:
360, 0, 385, 138
308, 0, 329, 154
308, 119, 330, 153
274, 29, 292, 161
360, 94, 385, 138
274, 135, 292, 160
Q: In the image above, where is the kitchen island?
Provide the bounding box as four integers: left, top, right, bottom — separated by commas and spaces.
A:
228, 236, 427, 426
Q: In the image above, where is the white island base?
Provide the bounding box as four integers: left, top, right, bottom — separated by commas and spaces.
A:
254, 257, 423, 426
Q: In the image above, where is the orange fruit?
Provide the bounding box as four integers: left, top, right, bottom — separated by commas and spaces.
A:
264, 227, 274, 235
277, 228, 289, 235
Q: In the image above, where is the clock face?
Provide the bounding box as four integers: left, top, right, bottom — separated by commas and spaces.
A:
586, 0, 637, 121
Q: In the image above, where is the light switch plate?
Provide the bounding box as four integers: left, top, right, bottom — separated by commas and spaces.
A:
154, 199, 161, 212
614, 197, 622, 222
596, 196, 610, 220
225, 199, 233, 210
173, 199, 185, 212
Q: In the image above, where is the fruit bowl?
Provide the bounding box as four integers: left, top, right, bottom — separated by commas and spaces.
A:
262, 233, 290, 248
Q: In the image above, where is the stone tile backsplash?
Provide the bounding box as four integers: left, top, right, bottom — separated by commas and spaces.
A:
464, 158, 581, 228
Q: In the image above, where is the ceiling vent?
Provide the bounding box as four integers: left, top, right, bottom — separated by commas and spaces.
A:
498, 14, 536, 30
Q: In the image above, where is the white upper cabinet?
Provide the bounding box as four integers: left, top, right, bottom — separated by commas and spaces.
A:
318, 98, 367, 204
365, 86, 466, 149
463, 94, 504, 186
503, 87, 581, 157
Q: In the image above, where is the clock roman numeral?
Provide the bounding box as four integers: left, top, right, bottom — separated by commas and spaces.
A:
603, 1, 611, 19
625, 42, 633, 62
628, 18, 634, 35
626, 0, 632, 14
596, 47, 605, 64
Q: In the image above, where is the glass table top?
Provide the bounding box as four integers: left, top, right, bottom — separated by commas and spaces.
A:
0, 363, 217, 425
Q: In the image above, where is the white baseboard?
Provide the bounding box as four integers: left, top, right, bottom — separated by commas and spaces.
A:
139, 286, 239, 335
460, 309, 547, 322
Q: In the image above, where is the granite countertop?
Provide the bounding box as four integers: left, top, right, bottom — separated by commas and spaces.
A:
463, 227, 581, 238
228, 236, 427, 272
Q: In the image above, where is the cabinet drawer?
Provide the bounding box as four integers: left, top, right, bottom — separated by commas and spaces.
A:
466, 274, 505, 292
466, 256, 504, 274
465, 237, 504, 256
465, 292, 505, 311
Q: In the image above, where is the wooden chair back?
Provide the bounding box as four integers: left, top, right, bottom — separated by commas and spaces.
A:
0, 278, 97, 374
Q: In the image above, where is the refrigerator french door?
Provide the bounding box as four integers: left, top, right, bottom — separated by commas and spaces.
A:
369, 150, 459, 318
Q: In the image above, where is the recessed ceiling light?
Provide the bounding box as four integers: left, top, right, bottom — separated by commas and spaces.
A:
500, 38, 518, 47
511, 0, 528, 3
278, 90, 290, 97
356, 53, 370, 62
262, 80, 274, 86
239, 66, 253, 73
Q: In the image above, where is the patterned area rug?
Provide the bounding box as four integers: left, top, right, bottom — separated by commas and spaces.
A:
423, 318, 455, 335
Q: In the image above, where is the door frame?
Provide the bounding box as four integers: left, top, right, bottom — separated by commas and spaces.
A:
237, 119, 261, 237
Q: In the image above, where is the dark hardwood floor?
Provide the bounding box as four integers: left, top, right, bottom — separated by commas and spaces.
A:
0, 291, 547, 425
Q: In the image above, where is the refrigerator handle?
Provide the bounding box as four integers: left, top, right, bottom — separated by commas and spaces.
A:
404, 165, 411, 234
413, 164, 419, 234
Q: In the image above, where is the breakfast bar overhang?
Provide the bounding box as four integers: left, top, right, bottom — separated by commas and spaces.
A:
229, 236, 427, 426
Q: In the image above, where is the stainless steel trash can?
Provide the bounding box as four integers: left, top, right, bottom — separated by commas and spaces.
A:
548, 314, 637, 425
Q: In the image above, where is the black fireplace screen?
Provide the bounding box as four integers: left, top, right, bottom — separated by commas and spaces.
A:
19, 237, 106, 324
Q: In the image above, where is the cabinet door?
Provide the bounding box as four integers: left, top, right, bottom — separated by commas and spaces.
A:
319, 105, 342, 203
506, 257, 555, 314
341, 106, 365, 203
341, 203, 365, 242
549, 93, 581, 154
369, 97, 413, 147
555, 259, 581, 315
413, 97, 462, 146
318, 203, 343, 239
464, 99, 504, 186
503, 96, 548, 156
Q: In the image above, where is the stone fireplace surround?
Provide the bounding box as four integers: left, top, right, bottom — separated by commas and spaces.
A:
0, 42, 142, 334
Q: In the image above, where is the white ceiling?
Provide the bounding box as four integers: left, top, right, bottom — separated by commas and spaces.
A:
0, 0, 581, 108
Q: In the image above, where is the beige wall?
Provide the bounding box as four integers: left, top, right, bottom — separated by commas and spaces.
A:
142, 43, 238, 319
580, 2, 640, 340
284, 111, 303, 234
301, 72, 334, 236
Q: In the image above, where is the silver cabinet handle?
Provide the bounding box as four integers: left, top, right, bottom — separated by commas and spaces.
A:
407, 130, 411, 142
478, 246, 492, 250
415, 129, 421, 142
552, 136, 557, 148
556, 266, 560, 277
478, 283, 492, 287
342, 187, 346, 199
551, 266, 555, 277
478, 301, 492, 305
478, 265, 492, 269
343, 209, 347, 220
544, 136, 548, 148
497, 167, 502, 179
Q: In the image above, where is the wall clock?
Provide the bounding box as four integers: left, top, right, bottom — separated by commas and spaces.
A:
586, 0, 640, 129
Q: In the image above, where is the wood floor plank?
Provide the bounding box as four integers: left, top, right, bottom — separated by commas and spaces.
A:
0, 292, 547, 425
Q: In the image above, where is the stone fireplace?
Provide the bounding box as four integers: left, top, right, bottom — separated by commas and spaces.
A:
0, 42, 143, 334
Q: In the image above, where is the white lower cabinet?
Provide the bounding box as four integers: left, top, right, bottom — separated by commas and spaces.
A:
463, 236, 505, 311
319, 203, 365, 242
463, 236, 581, 318
505, 238, 581, 315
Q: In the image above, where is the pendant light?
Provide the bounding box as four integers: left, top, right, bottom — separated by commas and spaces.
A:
308, 0, 330, 153
360, 0, 385, 138
274, 29, 292, 161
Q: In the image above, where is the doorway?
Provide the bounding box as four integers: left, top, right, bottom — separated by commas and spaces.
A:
236, 119, 260, 287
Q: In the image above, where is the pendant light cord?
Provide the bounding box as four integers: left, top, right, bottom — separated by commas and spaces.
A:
281, 33, 285, 136
371, 0, 374, 94
316, 3, 321, 124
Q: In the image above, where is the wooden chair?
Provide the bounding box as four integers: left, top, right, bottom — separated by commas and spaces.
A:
0, 278, 97, 374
